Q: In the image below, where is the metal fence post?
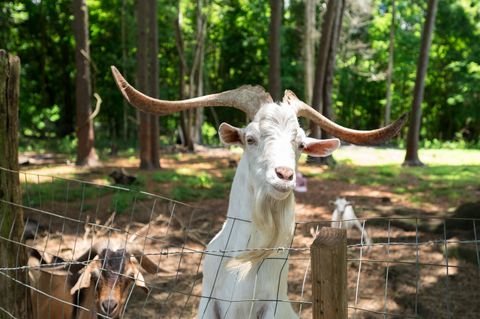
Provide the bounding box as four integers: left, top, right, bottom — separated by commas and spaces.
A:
310, 227, 348, 319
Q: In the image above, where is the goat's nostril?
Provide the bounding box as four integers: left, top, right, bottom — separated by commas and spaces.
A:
275, 167, 294, 181
101, 299, 118, 314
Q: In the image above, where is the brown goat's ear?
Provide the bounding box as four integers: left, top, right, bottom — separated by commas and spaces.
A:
70, 257, 99, 295
218, 123, 243, 146
128, 258, 149, 294
302, 138, 340, 157
133, 271, 149, 294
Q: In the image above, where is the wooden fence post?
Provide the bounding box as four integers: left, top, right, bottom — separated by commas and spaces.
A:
311, 227, 347, 319
0, 50, 31, 318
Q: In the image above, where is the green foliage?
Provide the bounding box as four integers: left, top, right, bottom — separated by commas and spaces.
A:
1, 0, 479, 151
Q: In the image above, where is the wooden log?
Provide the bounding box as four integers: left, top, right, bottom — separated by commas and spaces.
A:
0, 50, 31, 318
311, 227, 347, 319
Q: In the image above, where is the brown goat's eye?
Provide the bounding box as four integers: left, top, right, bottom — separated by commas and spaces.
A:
246, 136, 256, 145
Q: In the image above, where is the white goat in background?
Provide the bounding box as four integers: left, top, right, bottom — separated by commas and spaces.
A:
331, 197, 373, 249
111, 66, 406, 319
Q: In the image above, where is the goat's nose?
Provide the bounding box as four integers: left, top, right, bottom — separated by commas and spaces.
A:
275, 167, 294, 181
101, 299, 118, 314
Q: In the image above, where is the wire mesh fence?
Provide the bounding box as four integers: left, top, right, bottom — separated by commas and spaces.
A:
0, 166, 479, 318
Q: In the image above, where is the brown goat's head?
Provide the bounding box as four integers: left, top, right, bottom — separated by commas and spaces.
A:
71, 248, 154, 318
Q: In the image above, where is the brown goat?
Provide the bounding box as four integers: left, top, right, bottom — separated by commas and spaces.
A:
28, 250, 76, 319
28, 242, 158, 319
71, 247, 156, 319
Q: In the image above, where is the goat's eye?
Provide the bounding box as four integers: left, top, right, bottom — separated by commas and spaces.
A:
246, 136, 256, 145
298, 142, 306, 150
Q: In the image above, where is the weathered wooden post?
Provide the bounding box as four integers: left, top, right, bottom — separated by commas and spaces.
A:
311, 227, 348, 319
0, 50, 31, 318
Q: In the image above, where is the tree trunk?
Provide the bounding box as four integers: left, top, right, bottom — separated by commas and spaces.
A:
121, 0, 129, 141
193, 0, 207, 145
309, 0, 338, 140
322, 0, 344, 139
268, 0, 282, 101
173, 8, 191, 148
136, 0, 153, 169
304, 0, 318, 105
0, 50, 32, 319
148, 0, 160, 168
384, 0, 396, 126
308, 0, 343, 166
73, 0, 98, 167
175, 0, 207, 151
403, 0, 438, 167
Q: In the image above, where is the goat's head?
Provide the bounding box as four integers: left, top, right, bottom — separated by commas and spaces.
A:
219, 104, 339, 200
71, 245, 157, 318
331, 197, 352, 212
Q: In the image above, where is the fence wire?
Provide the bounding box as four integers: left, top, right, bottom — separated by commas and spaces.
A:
0, 167, 479, 318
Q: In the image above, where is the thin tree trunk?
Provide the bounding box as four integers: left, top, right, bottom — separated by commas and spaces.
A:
304, 0, 318, 105
322, 0, 344, 139
384, 0, 396, 125
268, 0, 282, 101
193, 0, 207, 145
121, 0, 128, 141
73, 0, 98, 167
403, 0, 438, 167
148, 0, 160, 168
0, 50, 32, 319
174, 3, 194, 151
309, 0, 338, 140
136, 0, 153, 169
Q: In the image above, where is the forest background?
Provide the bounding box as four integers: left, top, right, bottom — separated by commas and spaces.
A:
1, 0, 479, 160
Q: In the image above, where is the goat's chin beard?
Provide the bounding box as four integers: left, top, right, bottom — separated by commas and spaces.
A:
227, 184, 295, 277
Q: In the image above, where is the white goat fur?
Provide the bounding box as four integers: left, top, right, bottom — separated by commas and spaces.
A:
331, 197, 372, 247
198, 103, 340, 319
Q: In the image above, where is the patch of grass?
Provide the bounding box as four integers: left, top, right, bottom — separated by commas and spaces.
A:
151, 169, 230, 201
152, 170, 180, 183
309, 163, 480, 205
110, 190, 150, 214
22, 179, 107, 207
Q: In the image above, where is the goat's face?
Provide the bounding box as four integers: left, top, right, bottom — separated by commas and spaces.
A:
71, 249, 148, 319
332, 197, 350, 211
219, 103, 340, 200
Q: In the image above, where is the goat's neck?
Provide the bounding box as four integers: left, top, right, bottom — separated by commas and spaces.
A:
226, 156, 254, 220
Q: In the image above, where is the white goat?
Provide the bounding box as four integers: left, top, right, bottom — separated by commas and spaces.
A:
111, 66, 406, 319
331, 197, 372, 248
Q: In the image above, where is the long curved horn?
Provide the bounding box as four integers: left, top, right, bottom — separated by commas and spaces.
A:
283, 90, 407, 145
111, 66, 272, 119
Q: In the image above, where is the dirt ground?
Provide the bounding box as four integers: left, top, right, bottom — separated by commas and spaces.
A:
18, 149, 480, 318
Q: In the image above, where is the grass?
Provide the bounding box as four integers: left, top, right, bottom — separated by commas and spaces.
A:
152, 169, 231, 201
302, 147, 480, 206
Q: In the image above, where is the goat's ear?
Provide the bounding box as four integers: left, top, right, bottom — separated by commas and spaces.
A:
128, 259, 149, 294
218, 123, 243, 146
302, 138, 340, 157
70, 258, 99, 295
134, 271, 149, 294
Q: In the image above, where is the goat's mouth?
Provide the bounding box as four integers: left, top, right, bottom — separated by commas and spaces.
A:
97, 312, 120, 319
273, 184, 292, 193
270, 182, 295, 199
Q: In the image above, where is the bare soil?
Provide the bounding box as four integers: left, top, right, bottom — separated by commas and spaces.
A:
19, 149, 479, 318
